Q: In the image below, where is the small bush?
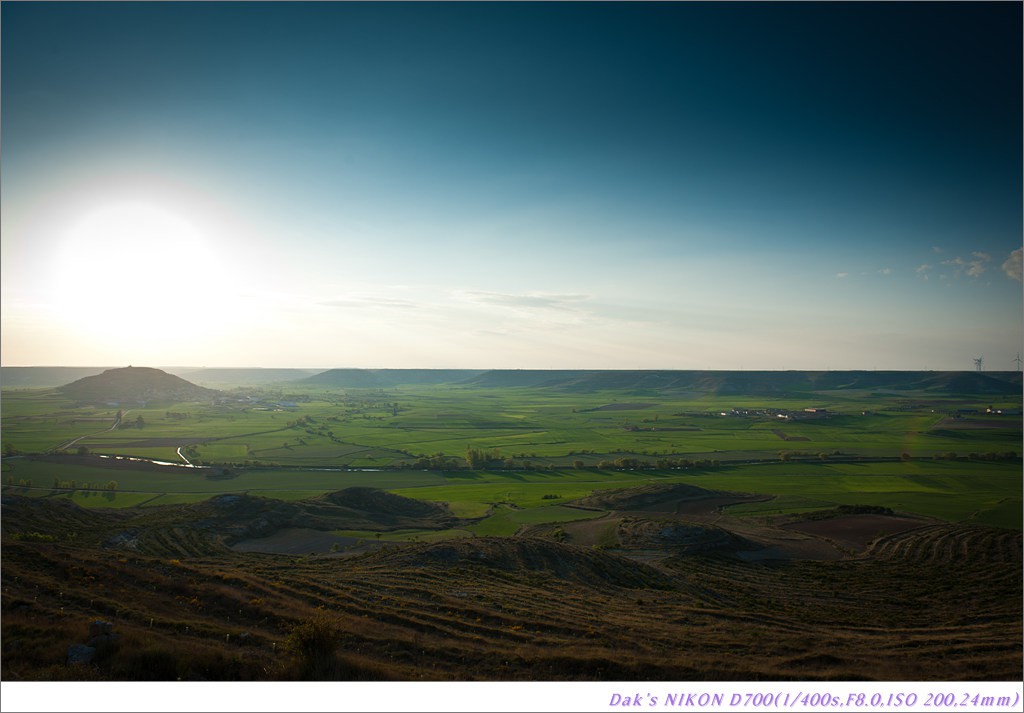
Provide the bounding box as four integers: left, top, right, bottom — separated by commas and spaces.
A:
283, 610, 344, 679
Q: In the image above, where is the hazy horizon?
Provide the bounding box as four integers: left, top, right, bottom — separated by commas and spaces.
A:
3, 364, 1023, 376
3, 2, 1021, 372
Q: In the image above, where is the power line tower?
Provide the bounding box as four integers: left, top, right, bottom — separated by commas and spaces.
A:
973, 357, 983, 372
1015, 353, 1022, 371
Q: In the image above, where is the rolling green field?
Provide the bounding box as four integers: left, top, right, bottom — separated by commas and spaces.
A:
2, 456, 1020, 529
2, 381, 1021, 530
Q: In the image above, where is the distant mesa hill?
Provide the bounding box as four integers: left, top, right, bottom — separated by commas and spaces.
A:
920, 371, 1022, 395
459, 369, 1023, 395
5, 365, 1021, 395
457, 369, 601, 388
58, 366, 221, 404
302, 367, 1023, 394
302, 368, 487, 388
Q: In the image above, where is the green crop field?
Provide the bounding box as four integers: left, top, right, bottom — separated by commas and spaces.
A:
465, 504, 607, 536
2, 379, 1020, 530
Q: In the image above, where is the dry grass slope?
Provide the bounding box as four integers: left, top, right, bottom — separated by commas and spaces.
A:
1, 491, 1020, 682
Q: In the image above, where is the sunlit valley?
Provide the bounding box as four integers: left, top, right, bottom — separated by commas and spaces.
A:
2, 366, 1021, 682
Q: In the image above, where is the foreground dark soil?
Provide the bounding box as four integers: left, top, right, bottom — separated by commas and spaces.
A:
1, 491, 1020, 682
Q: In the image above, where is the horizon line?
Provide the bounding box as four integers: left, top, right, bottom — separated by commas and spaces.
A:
2, 365, 1022, 374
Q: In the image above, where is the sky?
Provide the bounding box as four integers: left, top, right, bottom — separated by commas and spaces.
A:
2, 1, 1021, 371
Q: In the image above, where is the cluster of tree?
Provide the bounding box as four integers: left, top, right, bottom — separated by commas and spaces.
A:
968, 451, 1018, 460
410, 453, 460, 470
777, 450, 839, 461
5, 477, 32, 487
395, 455, 556, 471
465, 447, 504, 468
593, 457, 720, 470
50, 477, 118, 490
165, 411, 190, 420
933, 451, 1018, 461
117, 415, 145, 429
288, 416, 316, 429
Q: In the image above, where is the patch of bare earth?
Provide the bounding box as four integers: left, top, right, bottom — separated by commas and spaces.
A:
782, 514, 929, 552
557, 512, 618, 544
713, 517, 847, 561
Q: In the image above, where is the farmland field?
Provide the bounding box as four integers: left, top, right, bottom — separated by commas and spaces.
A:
3, 375, 1020, 531
1, 368, 1021, 683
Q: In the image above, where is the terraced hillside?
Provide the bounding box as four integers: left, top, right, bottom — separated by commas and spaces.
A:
2, 489, 1019, 682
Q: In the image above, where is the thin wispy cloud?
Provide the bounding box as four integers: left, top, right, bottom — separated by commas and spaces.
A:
835, 272, 849, 279
319, 296, 418, 309
942, 253, 990, 278
878, 267, 892, 275
460, 291, 589, 311
1002, 247, 1023, 282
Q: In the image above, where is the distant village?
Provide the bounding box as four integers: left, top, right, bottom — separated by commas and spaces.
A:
713, 405, 1023, 420
719, 406, 834, 421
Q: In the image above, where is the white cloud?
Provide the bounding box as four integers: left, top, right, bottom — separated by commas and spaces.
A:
835, 272, 848, 279
972, 251, 991, 261
916, 264, 932, 273
1002, 247, 1023, 282
878, 267, 891, 275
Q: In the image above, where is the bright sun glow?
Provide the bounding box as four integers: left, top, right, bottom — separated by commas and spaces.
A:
52, 202, 222, 343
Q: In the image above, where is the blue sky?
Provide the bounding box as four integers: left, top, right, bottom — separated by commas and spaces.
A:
2, 1, 1021, 370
